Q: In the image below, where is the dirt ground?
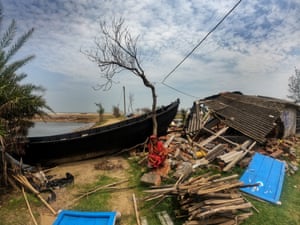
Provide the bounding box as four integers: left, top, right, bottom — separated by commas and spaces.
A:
39, 156, 134, 225
28, 114, 134, 224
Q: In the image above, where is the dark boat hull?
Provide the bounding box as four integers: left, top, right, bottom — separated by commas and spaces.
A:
21, 99, 179, 165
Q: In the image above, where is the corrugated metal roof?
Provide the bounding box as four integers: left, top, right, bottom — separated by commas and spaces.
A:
186, 92, 298, 143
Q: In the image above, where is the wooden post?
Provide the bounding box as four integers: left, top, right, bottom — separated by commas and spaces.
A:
123, 86, 126, 116
133, 193, 141, 225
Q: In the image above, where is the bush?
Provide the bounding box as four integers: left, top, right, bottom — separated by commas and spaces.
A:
112, 106, 121, 117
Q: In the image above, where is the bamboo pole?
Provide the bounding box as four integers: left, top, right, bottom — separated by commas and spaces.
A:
132, 193, 141, 225
22, 187, 38, 225
69, 179, 129, 205
13, 174, 57, 215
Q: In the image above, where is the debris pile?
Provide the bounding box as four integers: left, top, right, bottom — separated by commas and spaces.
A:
141, 112, 300, 224
143, 173, 254, 225
165, 125, 299, 175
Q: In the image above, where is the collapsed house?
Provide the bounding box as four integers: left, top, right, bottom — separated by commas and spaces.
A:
185, 91, 300, 144
141, 92, 299, 224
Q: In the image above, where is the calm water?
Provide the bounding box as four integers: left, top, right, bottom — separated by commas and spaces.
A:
28, 122, 94, 137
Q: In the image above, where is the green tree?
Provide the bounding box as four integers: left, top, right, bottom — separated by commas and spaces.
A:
287, 68, 300, 103
0, 6, 51, 184
95, 102, 105, 122
112, 105, 121, 118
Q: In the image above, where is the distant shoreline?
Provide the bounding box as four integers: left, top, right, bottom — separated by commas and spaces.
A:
32, 113, 99, 123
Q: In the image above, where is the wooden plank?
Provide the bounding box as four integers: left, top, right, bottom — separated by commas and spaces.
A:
197, 181, 244, 195
198, 127, 229, 147
141, 216, 148, 225
192, 158, 209, 169
223, 141, 256, 172
203, 192, 241, 199
202, 127, 239, 147
133, 193, 141, 225
205, 144, 226, 162
194, 202, 252, 218
203, 197, 244, 205
157, 211, 174, 225
164, 135, 175, 148
218, 150, 241, 163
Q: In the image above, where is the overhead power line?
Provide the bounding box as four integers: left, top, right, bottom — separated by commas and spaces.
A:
161, 0, 243, 87
162, 82, 199, 99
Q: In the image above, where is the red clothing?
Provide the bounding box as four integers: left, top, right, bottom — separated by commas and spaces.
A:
147, 137, 168, 168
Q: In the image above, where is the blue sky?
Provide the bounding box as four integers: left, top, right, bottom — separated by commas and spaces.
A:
2, 0, 300, 112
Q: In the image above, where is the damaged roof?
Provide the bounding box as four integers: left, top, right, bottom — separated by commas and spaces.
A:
187, 92, 299, 143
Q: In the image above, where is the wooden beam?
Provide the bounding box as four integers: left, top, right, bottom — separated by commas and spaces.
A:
202, 127, 239, 147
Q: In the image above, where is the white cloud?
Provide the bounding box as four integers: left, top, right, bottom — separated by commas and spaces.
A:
1, 0, 299, 111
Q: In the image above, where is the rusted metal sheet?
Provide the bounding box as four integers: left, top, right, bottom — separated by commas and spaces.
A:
186, 92, 300, 143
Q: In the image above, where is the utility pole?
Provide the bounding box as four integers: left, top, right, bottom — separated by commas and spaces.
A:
123, 86, 126, 116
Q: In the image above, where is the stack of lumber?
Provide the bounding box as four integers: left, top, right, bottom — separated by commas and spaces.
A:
178, 173, 253, 225
144, 173, 253, 225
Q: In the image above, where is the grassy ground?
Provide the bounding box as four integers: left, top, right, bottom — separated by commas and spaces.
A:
0, 191, 42, 225
71, 175, 117, 211
0, 145, 299, 225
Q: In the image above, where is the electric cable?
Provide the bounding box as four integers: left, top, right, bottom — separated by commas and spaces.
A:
161, 0, 243, 98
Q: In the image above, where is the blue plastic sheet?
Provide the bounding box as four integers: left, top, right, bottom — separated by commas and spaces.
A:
53, 210, 116, 225
240, 153, 285, 205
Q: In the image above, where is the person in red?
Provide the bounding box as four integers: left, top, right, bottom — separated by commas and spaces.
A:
147, 135, 168, 168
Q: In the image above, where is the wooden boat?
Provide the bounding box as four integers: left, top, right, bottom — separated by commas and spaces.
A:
20, 99, 179, 165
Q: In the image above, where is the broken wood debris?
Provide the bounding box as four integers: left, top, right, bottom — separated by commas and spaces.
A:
133, 193, 141, 225
166, 132, 257, 173
139, 120, 299, 224
21, 187, 38, 225
12, 174, 57, 215
143, 173, 254, 225
157, 211, 174, 225
164, 121, 299, 175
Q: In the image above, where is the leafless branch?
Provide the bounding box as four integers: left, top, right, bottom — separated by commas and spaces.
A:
82, 17, 158, 135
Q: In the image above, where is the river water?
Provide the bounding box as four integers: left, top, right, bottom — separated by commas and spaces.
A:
28, 122, 94, 137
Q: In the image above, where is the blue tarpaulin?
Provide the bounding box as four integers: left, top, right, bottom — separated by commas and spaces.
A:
240, 152, 285, 205
52, 210, 117, 225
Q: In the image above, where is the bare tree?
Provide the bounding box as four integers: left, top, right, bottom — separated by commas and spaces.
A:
83, 18, 158, 135
287, 68, 300, 103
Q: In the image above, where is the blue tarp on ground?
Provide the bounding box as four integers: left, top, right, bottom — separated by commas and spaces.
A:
52, 210, 116, 225
239, 152, 286, 205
